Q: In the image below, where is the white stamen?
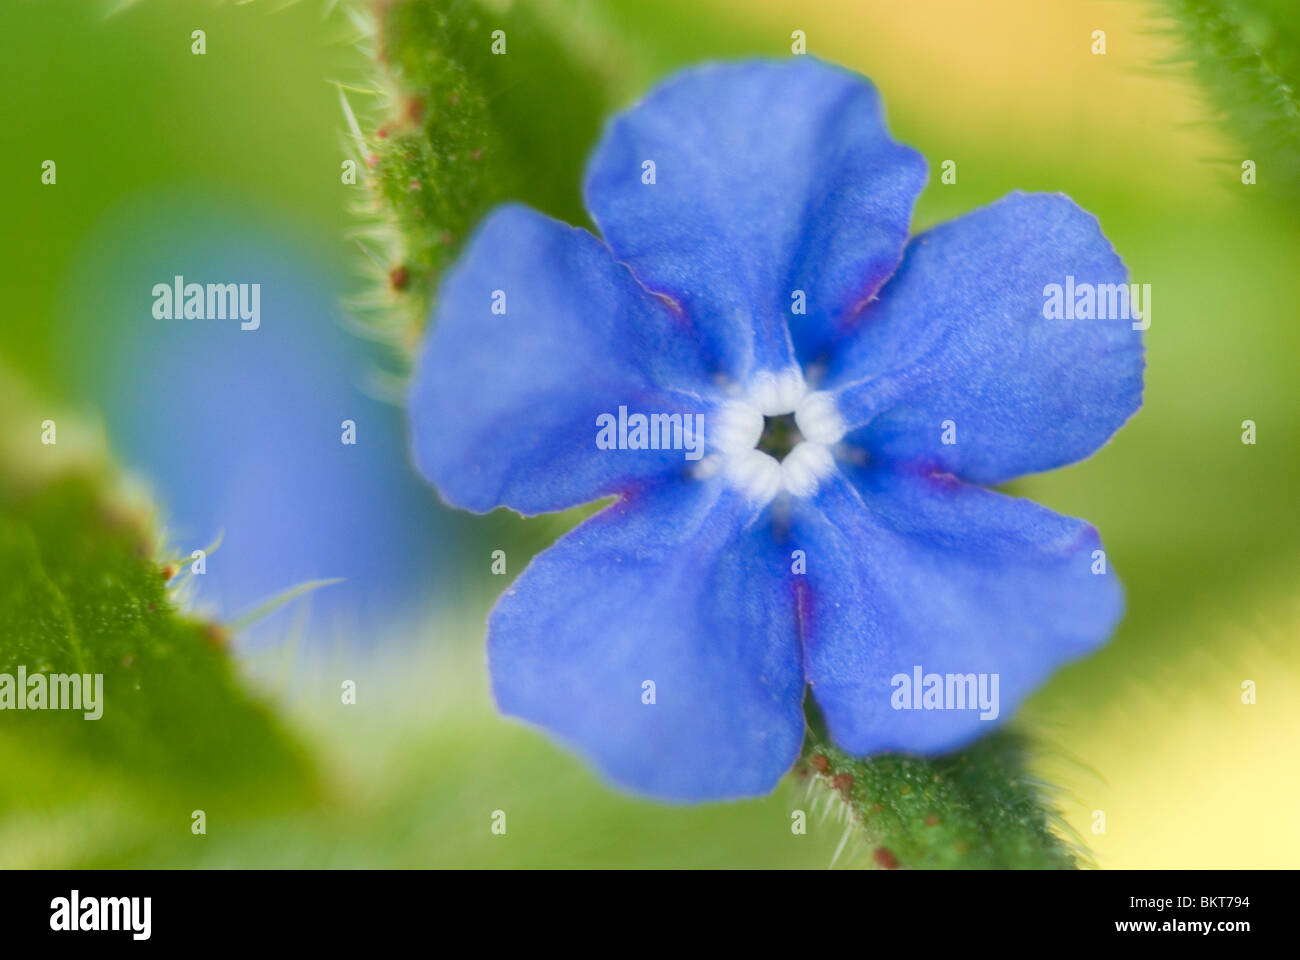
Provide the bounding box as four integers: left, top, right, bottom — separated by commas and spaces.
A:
780, 441, 835, 497
794, 390, 847, 445
707, 372, 841, 502
748, 366, 807, 416
725, 448, 783, 505
712, 399, 764, 455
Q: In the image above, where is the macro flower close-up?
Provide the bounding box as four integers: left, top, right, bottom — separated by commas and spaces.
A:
409, 58, 1145, 800
6, 0, 1297, 904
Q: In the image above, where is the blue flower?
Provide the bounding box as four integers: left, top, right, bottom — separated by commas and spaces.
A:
408, 58, 1144, 801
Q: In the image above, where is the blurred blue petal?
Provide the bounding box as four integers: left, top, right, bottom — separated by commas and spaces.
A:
57, 192, 451, 646
792, 463, 1122, 754
489, 477, 805, 800
824, 192, 1145, 485
409, 205, 721, 516
584, 58, 926, 380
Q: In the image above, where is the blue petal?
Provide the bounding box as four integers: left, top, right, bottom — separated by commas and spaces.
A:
489, 476, 805, 800
409, 204, 721, 515
791, 462, 1122, 755
823, 192, 1144, 485
584, 58, 926, 381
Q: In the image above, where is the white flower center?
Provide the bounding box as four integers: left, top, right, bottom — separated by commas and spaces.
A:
701, 366, 843, 503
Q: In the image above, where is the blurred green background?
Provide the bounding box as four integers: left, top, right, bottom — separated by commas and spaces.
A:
0, 0, 1296, 867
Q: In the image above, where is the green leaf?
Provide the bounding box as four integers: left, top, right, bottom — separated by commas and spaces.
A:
0, 384, 316, 847
1157, 0, 1300, 202
799, 705, 1080, 869
351, 0, 612, 351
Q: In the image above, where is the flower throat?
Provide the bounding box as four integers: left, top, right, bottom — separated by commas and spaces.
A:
757, 413, 803, 461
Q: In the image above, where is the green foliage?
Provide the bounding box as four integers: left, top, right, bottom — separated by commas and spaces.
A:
358, 0, 610, 349
801, 708, 1079, 869
0, 447, 316, 844
1158, 0, 1300, 202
